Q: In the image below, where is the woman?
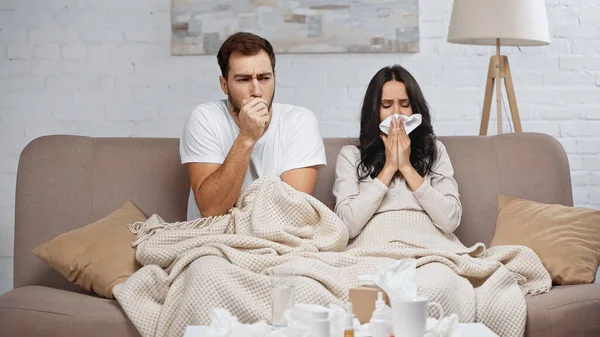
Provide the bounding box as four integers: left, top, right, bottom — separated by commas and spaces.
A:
333, 65, 462, 239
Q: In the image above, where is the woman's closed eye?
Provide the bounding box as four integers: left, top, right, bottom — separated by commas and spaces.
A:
381, 102, 410, 109
381, 99, 393, 109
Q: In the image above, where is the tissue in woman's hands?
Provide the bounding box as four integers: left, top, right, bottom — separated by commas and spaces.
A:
359, 258, 418, 301
379, 114, 422, 135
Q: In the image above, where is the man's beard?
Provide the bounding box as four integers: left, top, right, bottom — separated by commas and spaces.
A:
228, 93, 243, 115
228, 86, 275, 115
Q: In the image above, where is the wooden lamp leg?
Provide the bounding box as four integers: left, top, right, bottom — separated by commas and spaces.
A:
480, 57, 496, 136
495, 38, 502, 134
502, 57, 522, 132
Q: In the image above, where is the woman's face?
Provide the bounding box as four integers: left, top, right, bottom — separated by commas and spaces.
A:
379, 80, 413, 123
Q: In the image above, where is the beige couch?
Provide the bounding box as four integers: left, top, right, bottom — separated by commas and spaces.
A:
0, 133, 599, 337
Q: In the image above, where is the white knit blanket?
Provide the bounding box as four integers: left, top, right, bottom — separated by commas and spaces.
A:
113, 177, 551, 337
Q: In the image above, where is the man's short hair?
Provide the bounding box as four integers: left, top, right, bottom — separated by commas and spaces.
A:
217, 32, 276, 78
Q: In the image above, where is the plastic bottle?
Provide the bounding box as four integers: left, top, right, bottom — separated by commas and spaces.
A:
344, 302, 355, 337
369, 291, 389, 337
311, 310, 331, 337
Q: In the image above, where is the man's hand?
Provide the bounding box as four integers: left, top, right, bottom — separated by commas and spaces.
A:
239, 98, 270, 142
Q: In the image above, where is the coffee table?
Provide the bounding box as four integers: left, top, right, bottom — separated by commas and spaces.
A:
184, 322, 499, 337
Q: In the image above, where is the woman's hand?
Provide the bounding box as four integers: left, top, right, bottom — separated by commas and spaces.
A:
397, 117, 413, 173
396, 118, 425, 191
378, 116, 400, 185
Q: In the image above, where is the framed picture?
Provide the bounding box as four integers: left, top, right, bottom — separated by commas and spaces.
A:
171, 0, 419, 55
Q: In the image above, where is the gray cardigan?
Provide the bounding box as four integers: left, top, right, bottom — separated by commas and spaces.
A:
332, 141, 462, 238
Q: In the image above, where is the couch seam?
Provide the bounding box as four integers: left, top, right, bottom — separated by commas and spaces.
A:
0, 306, 73, 316
547, 297, 600, 311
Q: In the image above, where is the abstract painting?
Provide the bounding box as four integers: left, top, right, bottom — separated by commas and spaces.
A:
171, 0, 419, 55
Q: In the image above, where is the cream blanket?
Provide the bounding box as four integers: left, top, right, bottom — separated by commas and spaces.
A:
114, 177, 551, 337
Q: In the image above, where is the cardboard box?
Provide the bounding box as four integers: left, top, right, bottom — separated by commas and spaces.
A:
348, 286, 390, 324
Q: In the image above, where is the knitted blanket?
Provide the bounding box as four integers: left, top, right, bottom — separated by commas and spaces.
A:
113, 177, 551, 337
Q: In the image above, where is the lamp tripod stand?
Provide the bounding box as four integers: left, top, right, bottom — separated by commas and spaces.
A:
480, 38, 522, 136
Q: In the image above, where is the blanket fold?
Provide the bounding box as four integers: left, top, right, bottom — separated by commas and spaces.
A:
114, 177, 551, 337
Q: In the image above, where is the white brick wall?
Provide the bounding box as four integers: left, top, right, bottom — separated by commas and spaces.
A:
0, 0, 599, 294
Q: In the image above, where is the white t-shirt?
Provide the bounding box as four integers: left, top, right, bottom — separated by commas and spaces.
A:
180, 99, 327, 220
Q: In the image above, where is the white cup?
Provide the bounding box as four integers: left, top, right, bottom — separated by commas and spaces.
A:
390, 296, 445, 337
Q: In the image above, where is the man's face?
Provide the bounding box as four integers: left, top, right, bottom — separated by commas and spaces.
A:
220, 50, 275, 114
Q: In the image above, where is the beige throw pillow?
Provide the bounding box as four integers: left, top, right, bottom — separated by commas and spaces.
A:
491, 195, 600, 285
32, 200, 146, 298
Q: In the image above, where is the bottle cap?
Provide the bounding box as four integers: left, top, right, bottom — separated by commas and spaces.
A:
375, 291, 385, 310
371, 291, 387, 323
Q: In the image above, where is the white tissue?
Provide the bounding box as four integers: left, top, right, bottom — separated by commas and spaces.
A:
359, 258, 418, 301
425, 314, 461, 337
379, 114, 422, 135
182, 308, 272, 337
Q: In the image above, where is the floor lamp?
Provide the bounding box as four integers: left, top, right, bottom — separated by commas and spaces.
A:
447, 0, 550, 135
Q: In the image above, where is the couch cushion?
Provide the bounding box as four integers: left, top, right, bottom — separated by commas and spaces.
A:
32, 201, 147, 299
491, 195, 600, 285
526, 284, 600, 337
0, 286, 140, 337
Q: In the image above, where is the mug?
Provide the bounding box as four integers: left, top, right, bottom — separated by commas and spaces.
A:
390, 296, 445, 337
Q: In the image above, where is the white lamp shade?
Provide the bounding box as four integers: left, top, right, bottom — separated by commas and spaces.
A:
448, 0, 550, 46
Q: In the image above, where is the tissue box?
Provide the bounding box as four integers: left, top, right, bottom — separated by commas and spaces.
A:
349, 286, 390, 324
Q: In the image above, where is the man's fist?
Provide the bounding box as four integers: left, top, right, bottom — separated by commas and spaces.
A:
238, 98, 270, 142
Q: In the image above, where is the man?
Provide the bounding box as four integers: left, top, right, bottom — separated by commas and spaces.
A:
180, 32, 327, 220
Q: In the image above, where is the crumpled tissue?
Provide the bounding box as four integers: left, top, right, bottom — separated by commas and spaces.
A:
359, 258, 418, 301
379, 113, 422, 135
182, 308, 272, 337
425, 314, 461, 337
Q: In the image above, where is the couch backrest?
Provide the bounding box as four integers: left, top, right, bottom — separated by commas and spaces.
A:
14, 133, 573, 291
